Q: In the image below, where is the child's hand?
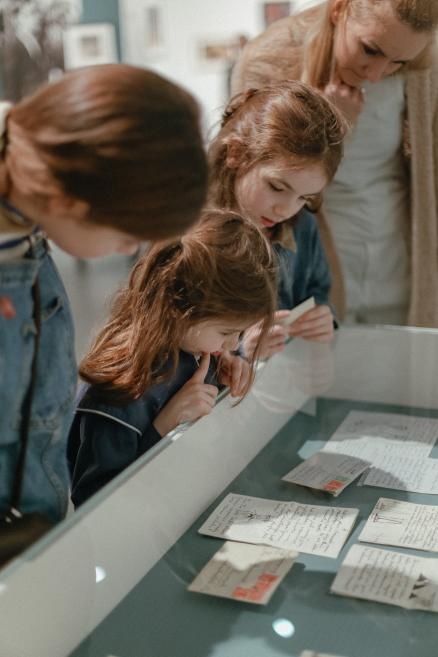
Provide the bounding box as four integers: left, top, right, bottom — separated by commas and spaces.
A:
153, 353, 218, 437
288, 304, 334, 343
0, 296, 16, 319
242, 310, 290, 360
218, 352, 251, 397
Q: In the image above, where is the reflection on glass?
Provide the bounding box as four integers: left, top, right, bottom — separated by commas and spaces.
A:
95, 566, 106, 583
272, 618, 295, 638
253, 340, 334, 414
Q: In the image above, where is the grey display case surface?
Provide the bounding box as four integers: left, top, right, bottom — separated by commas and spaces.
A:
1, 327, 438, 657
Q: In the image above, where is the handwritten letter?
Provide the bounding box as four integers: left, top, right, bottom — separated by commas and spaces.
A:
359, 498, 438, 552
331, 544, 438, 612
199, 493, 358, 558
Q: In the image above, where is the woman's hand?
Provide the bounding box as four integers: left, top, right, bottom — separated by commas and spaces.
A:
218, 352, 251, 397
288, 304, 334, 343
323, 75, 364, 125
242, 310, 290, 360
153, 353, 218, 437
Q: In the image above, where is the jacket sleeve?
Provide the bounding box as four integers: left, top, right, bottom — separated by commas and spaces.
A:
68, 410, 161, 508
304, 222, 339, 326
306, 222, 332, 306
314, 209, 346, 320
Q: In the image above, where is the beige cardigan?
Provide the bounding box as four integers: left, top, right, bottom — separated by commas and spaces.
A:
232, 10, 438, 328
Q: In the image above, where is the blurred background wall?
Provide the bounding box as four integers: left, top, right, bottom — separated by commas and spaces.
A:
0, 0, 320, 359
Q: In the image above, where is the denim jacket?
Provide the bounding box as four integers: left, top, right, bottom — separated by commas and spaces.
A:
274, 208, 332, 311
0, 235, 76, 522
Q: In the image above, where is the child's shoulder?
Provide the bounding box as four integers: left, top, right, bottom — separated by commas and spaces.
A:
293, 207, 318, 233
76, 383, 149, 434
283, 207, 319, 245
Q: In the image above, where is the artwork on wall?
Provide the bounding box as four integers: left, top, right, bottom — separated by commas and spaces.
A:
0, 0, 82, 101
197, 34, 249, 72
62, 22, 117, 69
262, 1, 291, 28
198, 38, 236, 64
119, 0, 168, 64
143, 4, 163, 52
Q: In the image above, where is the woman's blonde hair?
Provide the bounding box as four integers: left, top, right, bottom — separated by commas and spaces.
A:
303, 0, 438, 88
2, 64, 208, 240
80, 209, 277, 401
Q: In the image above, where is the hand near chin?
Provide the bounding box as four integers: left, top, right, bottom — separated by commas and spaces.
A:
323, 74, 364, 125
217, 352, 252, 397
153, 353, 218, 436
288, 304, 334, 343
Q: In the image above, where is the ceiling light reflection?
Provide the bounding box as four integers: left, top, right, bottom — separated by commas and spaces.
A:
272, 618, 295, 638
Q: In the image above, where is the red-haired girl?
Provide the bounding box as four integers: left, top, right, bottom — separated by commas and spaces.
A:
67, 210, 276, 506
208, 80, 347, 358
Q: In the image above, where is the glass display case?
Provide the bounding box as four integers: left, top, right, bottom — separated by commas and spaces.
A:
1, 326, 438, 657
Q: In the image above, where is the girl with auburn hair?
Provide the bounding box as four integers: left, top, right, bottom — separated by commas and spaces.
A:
231, 0, 438, 328
0, 63, 208, 530
209, 80, 347, 358
67, 210, 277, 507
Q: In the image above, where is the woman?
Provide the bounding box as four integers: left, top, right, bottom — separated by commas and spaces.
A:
0, 64, 207, 531
232, 0, 438, 327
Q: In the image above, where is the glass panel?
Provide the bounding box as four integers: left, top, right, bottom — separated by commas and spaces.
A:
0, 326, 437, 657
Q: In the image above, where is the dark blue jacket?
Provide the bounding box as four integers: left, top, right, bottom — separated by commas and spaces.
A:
67, 351, 219, 507
274, 208, 331, 311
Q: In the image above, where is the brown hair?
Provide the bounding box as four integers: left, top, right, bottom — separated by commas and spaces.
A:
208, 80, 347, 241
2, 64, 208, 240
303, 0, 438, 88
80, 209, 277, 400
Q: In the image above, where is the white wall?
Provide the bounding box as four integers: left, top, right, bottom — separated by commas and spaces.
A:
119, 0, 321, 132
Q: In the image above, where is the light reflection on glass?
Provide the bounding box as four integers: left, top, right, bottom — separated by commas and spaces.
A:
95, 566, 106, 583
272, 618, 295, 638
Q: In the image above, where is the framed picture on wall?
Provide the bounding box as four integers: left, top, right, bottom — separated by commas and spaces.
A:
119, 0, 168, 64
262, 2, 291, 28
198, 38, 236, 64
0, 0, 82, 102
62, 23, 118, 69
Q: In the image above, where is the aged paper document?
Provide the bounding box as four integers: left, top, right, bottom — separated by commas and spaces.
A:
359, 498, 438, 552
331, 544, 438, 612
360, 455, 438, 494
188, 541, 297, 604
282, 451, 369, 496
323, 411, 438, 493
198, 493, 358, 558
323, 411, 438, 459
